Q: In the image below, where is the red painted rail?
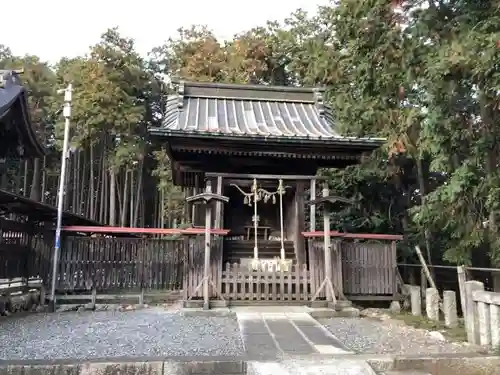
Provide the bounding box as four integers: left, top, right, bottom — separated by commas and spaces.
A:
62, 226, 230, 236
301, 231, 403, 241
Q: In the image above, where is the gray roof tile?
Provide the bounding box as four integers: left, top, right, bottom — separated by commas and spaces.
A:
0, 70, 45, 157
161, 81, 341, 139
0, 71, 24, 121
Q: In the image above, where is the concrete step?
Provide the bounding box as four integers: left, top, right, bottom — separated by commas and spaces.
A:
248, 359, 378, 375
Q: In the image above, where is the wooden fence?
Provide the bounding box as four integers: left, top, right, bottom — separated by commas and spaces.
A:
308, 238, 397, 300
57, 236, 184, 292
183, 237, 223, 299
341, 240, 397, 299
0, 219, 52, 282
220, 262, 311, 301
308, 240, 342, 299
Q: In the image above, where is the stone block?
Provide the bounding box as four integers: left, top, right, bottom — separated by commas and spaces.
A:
338, 307, 360, 318
183, 300, 203, 308
490, 303, 500, 348
210, 300, 228, 308
477, 301, 491, 346
443, 290, 458, 328
307, 308, 337, 319
180, 307, 234, 317
334, 300, 352, 310
389, 300, 401, 314
171, 360, 246, 375
309, 300, 328, 308
465, 280, 484, 345
425, 287, 439, 321
409, 285, 422, 316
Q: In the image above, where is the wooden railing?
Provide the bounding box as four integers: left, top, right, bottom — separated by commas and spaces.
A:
221, 262, 312, 301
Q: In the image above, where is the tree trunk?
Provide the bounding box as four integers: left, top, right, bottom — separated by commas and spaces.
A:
98, 146, 105, 222
30, 158, 41, 201
485, 147, 500, 291
416, 157, 433, 265
109, 167, 116, 226
89, 143, 95, 220
130, 169, 135, 227
480, 90, 500, 291
120, 169, 129, 227
133, 160, 143, 227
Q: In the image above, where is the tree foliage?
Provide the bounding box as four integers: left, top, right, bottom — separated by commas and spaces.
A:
2, 1, 500, 277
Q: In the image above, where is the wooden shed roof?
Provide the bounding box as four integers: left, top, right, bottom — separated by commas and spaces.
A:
0, 70, 45, 158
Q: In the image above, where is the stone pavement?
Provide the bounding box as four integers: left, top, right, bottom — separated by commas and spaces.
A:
235, 307, 379, 375
236, 310, 350, 359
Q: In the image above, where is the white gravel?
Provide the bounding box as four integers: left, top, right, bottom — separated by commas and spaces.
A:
320, 317, 481, 355
0, 308, 244, 360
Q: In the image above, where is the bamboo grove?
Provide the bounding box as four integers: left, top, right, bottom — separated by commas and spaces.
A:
1, 0, 500, 273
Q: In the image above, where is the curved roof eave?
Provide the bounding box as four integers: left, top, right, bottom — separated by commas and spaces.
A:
0, 70, 45, 158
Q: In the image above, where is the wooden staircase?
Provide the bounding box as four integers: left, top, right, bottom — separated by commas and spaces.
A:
223, 239, 295, 264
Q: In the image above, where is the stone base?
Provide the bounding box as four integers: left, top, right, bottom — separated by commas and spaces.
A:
367, 355, 500, 375
180, 307, 235, 317
0, 359, 247, 375
334, 300, 353, 310
309, 299, 353, 311
308, 306, 360, 319
183, 299, 228, 309
309, 300, 328, 308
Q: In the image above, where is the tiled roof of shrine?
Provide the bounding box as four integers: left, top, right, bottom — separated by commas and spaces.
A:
150, 81, 384, 146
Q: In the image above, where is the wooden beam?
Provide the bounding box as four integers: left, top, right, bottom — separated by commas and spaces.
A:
62, 226, 230, 235
302, 231, 403, 241
206, 172, 326, 180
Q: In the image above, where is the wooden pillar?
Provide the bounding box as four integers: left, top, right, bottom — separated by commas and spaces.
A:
295, 182, 306, 264
214, 176, 223, 229
333, 239, 344, 298
310, 179, 316, 231
203, 181, 212, 310
323, 183, 333, 302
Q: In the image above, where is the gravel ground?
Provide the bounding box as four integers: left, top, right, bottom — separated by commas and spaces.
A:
0, 308, 244, 360
320, 317, 482, 355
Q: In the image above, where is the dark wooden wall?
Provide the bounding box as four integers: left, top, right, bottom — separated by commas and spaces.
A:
223, 184, 295, 238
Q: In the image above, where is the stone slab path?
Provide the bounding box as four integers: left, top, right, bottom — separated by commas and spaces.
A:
247, 358, 380, 375
236, 311, 352, 358
236, 309, 380, 374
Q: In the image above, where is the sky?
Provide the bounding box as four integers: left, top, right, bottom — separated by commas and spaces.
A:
2, 0, 328, 64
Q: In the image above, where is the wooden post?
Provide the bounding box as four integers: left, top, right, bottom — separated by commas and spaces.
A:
392, 241, 398, 298
415, 246, 439, 291
214, 176, 223, 229
323, 183, 333, 302
333, 239, 344, 299
203, 181, 212, 310
310, 179, 316, 231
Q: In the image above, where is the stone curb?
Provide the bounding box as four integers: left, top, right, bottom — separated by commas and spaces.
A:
367, 355, 500, 375
307, 307, 360, 319
179, 308, 236, 317
0, 359, 246, 375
